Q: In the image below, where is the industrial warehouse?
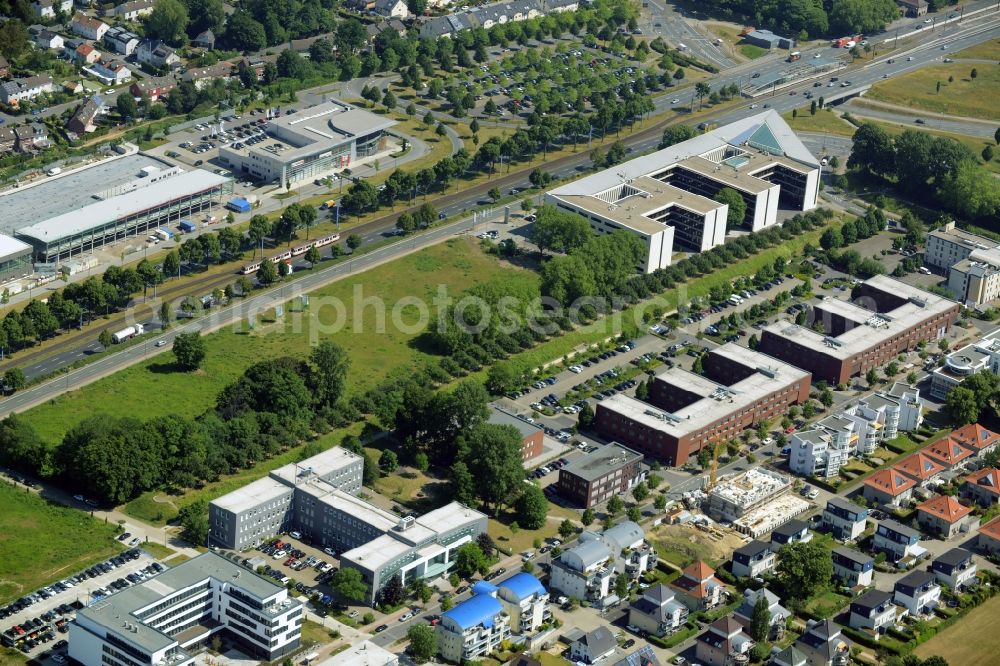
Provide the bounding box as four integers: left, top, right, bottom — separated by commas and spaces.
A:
594, 343, 811, 466
217, 100, 397, 188
544, 110, 821, 273
4, 154, 231, 263
758, 275, 960, 385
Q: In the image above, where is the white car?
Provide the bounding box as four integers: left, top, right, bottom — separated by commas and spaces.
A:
272, 550, 287, 559
399, 612, 413, 622
762, 436, 774, 446
569, 365, 583, 373
671, 98, 680, 104
289, 531, 301, 539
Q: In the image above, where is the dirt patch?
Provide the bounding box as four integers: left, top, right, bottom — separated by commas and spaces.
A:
651, 523, 748, 568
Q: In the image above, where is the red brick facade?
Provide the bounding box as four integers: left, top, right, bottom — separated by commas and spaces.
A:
520, 429, 543, 462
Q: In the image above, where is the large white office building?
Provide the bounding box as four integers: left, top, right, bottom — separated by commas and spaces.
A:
68, 552, 302, 666
218, 100, 396, 188
545, 110, 820, 273
209, 447, 487, 604
926, 222, 1000, 307
930, 331, 1000, 399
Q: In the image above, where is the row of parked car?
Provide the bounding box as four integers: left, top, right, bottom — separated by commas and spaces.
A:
528, 457, 570, 479
92, 561, 165, 601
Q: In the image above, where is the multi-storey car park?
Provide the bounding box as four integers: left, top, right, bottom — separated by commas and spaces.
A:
544, 110, 820, 273
209, 447, 487, 604
217, 100, 396, 188
757, 275, 959, 386
1, 153, 232, 263
594, 343, 810, 467
68, 552, 303, 666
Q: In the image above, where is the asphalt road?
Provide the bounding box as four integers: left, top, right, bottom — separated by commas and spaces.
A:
5, 8, 1000, 406
841, 98, 999, 139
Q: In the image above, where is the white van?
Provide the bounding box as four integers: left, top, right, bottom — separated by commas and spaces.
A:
678, 43, 688, 51
919, 266, 932, 275
728, 294, 744, 306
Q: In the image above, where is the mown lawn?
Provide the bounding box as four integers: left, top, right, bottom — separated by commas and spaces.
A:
740, 43, 769, 59
914, 594, 1000, 663
21, 238, 536, 446
0, 482, 123, 605
866, 62, 1000, 121
953, 38, 1000, 61
782, 108, 857, 138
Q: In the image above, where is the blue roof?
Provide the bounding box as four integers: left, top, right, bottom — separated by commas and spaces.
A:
497, 573, 546, 602
442, 593, 503, 631
472, 580, 498, 596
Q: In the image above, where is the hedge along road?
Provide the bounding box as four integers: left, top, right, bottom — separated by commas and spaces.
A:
0, 211, 500, 420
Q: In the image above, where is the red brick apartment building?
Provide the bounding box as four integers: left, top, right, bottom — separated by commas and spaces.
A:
758, 275, 959, 385
595, 343, 810, 467
488, 407, 543, 462
555, 442, 645, 508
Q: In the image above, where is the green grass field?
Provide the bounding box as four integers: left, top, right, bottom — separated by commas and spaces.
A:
914, 594, 1000, 663
782, 108, 857, 138
866, 62, 1000, 121
953, 38, 1000, 61
740, 43, 769, 59
22, 238, 536, 446
0, 483, 123, 605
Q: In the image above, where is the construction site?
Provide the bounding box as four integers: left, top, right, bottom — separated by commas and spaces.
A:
706, 468, 792, 523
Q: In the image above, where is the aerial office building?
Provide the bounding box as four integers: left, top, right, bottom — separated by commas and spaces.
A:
218, 100, 396, 188
930, 331, 1000, 399
545, 110, 820, 273
594, 343, 810, 466
5, 155, 232, 263
758, 276, 959, 385
68, 552, 302, 666
555, 442, 645, 508
210, 447, 487, 604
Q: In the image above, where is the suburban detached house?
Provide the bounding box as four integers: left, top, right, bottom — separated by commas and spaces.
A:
863, 468, 916, 507
32, 0, 73, 18
567, 627, 617, 664
129, 76, 176, 101
0, 75, 55, 105
831, 546, 874, 589
669, 561, 727, 611
192, 29, 215, 50
962, 467, 1000, 507
892, 452, 946, 488
771, 646, 808, 666
930, 547, 977, 590
103, 0, 155, 21
73, 43, 102, 65
62, 80, 84, 95
104, 26, 140, 56
871, 519, 924, 564
977, 515, 1000, 556
35, 28, 64, 50
915, 495, 976, 539
84, 58, 131, 85
373, 0, 409, 19
14, 123, 50, 152
892, 570, 940, 616
628, 584, 688, 637
848, 590, 899, 636
770, 519, 812, 548
67, 94, 103, 134
924, 435, 975, 471
951, 423, 1000, 459
136, 39, 180, 68
794, 619, 851, 666
822, 497, 869, 542
695, 616, 753, 666
70, 13, 109, 40
734, 587, 788, 637
182, 62, 233, 90
731, 540, 775, 579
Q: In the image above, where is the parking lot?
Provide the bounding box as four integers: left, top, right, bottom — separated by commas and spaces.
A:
1, 548, 159, 660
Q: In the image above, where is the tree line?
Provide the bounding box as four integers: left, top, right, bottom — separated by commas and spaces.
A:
0, 340, 351, 504
849, 123, 1000, 221
696, 0, 900, 40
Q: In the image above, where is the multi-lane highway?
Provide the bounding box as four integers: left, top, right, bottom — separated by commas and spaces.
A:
4, 6, 999, 410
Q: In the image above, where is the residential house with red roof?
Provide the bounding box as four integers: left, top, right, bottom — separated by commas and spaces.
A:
73, 43, 102, 65
924, 436, 974, 470
951, 423, 1000, 458
669, 561, 727, 611
70, 14, 110, 41
863, 469, 916, 507
892, 452, 946, 488
976, 515, 1000, 556
962, 468, 1000, 507
916, 495, 976, 539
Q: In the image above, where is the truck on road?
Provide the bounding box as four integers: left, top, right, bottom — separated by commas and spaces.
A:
112, 324, 144, 344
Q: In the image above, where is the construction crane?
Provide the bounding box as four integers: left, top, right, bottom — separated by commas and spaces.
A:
707, 440, 727, 490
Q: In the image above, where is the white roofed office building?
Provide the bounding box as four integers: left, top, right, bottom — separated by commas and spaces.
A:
68, 552, 302, 666
545, 110, 820, 273
12, 165, 231, 263
218, 100, 396, 188
930, 332, 1000, 399
0, 234, 34, 283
